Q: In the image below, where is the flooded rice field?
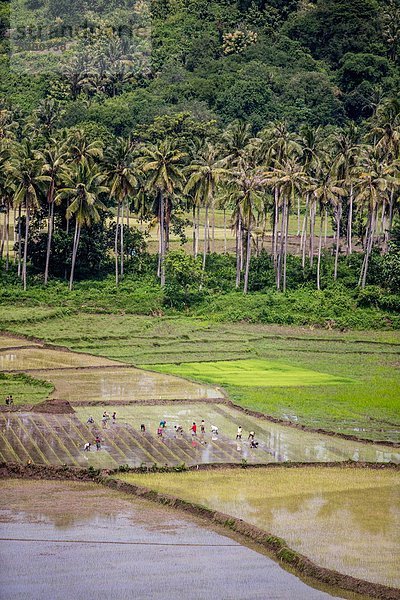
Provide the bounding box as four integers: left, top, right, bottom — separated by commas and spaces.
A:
0, 405, 398, 469
0, 479, 343, 600
0, 347, 116, 371
119, 467, 400, 589
41, 367, 222, 403
0, 334, 398, 466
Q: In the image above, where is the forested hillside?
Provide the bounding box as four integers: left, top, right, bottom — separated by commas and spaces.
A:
1, 0, 399, 129
0, 0, 399, 328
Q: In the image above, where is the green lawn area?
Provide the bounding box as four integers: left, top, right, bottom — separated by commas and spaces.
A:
147, 359, 350, 387
3, 312, 400, 441
0, 372, 53, 406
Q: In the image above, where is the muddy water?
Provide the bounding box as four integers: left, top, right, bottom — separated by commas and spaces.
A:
37, 367, 222, 402
121, 468, 400, 589
76, 404, 400, 464
0, 479, 342, 600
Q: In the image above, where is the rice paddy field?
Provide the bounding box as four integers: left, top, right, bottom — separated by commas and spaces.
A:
3, 313, 399, 443
117, 467, 400, 588
0, 479, 347, 600
0, 315, 399, 597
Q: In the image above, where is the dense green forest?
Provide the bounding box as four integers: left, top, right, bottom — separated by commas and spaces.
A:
0, 0, 399, 328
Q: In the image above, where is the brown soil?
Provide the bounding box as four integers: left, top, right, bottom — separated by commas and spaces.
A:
31, 399, 75, 414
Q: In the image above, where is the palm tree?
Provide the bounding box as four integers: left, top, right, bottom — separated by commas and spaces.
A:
184, 143, 228, 269
312, 170, 346, 290
228, 166, 265, 293
354, 151, 389, 288
332, 125, 360, 255
37, 140, 68, 284
106, 138, 137, 285
298, 125, 325, 268
264, 157, 308, 292
56, 164, 108, 291
8, 141, 48, 290
66, 130, 104, 166
259, 122, 301, 270
140, 140, 186, 286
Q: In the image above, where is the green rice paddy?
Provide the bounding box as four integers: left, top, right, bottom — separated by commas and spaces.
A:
147, 359, 350, 387
0, 373, 53, 406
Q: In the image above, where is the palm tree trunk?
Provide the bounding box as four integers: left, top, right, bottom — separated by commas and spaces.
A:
211, 203, 215, 253
235, 214, 242, 289
272, 187, 279, 267
5, 205, 9, 271
283, 199, 290, 293
384, 188, 394, 253
347, 184, 353, 255
22, 206, 30, 291
301, 194, 309, 270
192, 205, 197, 257
69, 220, 81, 291
17, 206, 22, 277
44, 200, 54, 285
317, 210, 324, 291
0, 212, 4, 260
202, 205, 209, 271
120, 201, 124, 279
296, 194, 301, 237
277, 197, 286, 291
160, 191, 166, 287
13, 208, 17, 265
323, 207, 328, 248
360, 206, 377, 289
243, 215, 252, 294
223, 208, 227, 254
115, 202, 120, 286
309, 199, 315, 267
196, 205, 200, 257
157, 221, 161, 279
334, 205, 341, 280
240, 223, 244, 272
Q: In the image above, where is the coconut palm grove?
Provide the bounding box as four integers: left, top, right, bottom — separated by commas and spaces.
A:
0, 0, 399, 599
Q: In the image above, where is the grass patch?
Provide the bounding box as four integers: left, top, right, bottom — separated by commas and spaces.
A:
0, 372, 53, 405
146, 359, 351, 388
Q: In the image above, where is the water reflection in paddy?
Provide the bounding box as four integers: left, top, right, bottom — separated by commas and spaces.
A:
119, 467, 400, 588
0, 480, 342, 600
76, 404, 400, 464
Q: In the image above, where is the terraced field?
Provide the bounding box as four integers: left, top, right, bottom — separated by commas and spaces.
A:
1, 403, 399, 470
6, 315, 400, 442
0, 332, 398, 467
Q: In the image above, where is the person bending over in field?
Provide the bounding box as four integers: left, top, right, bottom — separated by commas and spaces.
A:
83, 442, 91, 452
140, 424, 146, 432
